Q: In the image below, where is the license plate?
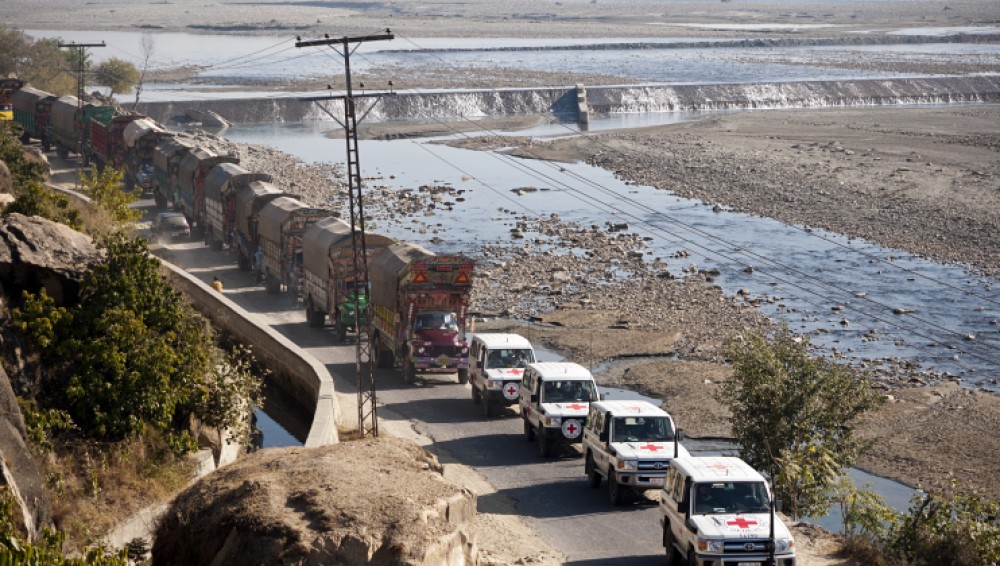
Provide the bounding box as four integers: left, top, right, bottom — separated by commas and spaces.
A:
649, 477, 664, 486
737, 562, 761, 566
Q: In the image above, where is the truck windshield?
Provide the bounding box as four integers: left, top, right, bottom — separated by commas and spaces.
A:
415, 311, 457, 331
542, 380, 597, 403
487, 348, 535, 368
612, 417, 674, 442
693, 481, 771, 514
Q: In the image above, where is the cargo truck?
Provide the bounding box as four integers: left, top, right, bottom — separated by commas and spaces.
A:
369, 242, 475, 384
122, 118, 165, 193
11, 86, 55, 149
256, 196, 331, 295
48, 95, 80, 159
300, 217, 395, 340
177, 146, 238, 236
203, 162, 272, 251
89, 113, 143, 178
152, 136, 196, 209
232, 180, 292, 272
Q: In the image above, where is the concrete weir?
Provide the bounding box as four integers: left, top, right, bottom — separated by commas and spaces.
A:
136, 75, 1000, 126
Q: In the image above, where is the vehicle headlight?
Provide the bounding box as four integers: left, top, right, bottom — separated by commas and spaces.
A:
417, 347, 426, 354
461, 346, 469, 354
697, 539, 724, 553
775, 538, 794, 553
489, 379, 503, 389
543, 416, 561, 427
616, 460, 638, 471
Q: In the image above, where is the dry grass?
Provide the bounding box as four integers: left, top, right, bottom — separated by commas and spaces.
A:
42, 431, 195, 551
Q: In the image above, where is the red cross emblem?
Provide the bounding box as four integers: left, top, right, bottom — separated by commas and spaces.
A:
505, 384, 518, 396
565, 403, 587, 411
639, 444, 663, 452
565, 422, 578, 435
727, 518, 758, 529
706, 464, 730, 470
509, 368, 523, 375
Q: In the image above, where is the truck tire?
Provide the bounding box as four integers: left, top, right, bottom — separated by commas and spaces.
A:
538, 431, 551, 457
663, 525, 680, 565
523, 419, 535, 442
457, 368, 469, 385
686, 546, 697, 566
335, 316, 347, 342
307, 305, 324, 328
482, 395, 494, 417
471, 384, 481, 404
608, 468, 624, 506
402, 358, 416, 384
374, 335, 393, 368
585, 453, 601, 489
265, 274, 280, 294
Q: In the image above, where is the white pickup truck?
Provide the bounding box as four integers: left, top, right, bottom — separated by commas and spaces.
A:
582, 399, 689, 505
468, 333, 536, 417
519, 362, 599, 457
659, 456, 796, 566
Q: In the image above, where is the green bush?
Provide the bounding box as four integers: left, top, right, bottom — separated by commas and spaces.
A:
12, 234, 261, 446
717, 325, 884, 519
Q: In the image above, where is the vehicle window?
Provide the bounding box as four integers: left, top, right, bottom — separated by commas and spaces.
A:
487, 348, 535, 368
541, 380, 597, 403
415, 311, 457, 330
694, 482, 770, 514
612, 417, 674, 442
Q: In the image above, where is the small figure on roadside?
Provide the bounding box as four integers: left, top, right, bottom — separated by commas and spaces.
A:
211, 276, 224, 293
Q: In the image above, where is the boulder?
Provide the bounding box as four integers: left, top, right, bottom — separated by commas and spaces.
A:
0, 161, 11, 194
0, 364, 49, 540
152, 437, 477, 566
0, 213, 102, 306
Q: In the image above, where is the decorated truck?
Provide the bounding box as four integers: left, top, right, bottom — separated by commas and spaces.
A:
232, 180, 291, 272
48, 95, 80, 159
203, 162, 272, 251
88, 112, 143, 176
0, 78, 23, 123
301, 218, 395, 340
152, 135, 196, 209
177, 146, 239, 236
369, 242, 475, 384
11, 86, 55, 149
256, 196, 331, 295
122, 118, 166, 193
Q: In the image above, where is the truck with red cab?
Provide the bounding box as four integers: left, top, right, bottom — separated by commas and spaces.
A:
369, 242, 475, 384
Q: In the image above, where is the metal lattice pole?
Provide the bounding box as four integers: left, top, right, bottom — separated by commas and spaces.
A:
58, 42, 104, 157
296, 31, 394, 438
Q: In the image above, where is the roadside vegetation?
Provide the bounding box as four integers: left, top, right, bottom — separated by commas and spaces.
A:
0, 121, 263, 559
721, 326, 1000, 565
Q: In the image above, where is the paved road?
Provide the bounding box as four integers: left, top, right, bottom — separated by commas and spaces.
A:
145, 204, 667, 565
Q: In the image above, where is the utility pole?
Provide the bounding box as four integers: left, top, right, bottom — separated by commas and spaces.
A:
296, 30, 394, 439
58, 41, 104, 157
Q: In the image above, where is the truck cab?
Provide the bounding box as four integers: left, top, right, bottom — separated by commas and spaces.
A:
582, 400, 689, 505
469, 333, 536, 417
659, 456, 796, 566
519, 362, 599, 457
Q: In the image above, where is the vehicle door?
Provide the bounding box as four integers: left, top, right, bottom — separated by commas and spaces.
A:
591, 409, 611, 471
519, 369, 537, 424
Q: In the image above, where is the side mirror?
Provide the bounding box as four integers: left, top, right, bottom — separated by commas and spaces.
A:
675, 429, 685, 441
775, 499, 784, 513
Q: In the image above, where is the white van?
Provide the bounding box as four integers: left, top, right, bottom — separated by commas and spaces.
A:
469, 333, 536, 417
519, 362, 599, 457
660, 456, 796, 565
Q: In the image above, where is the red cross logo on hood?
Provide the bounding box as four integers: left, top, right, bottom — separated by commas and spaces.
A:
727, 517, 758, 529
564, 403, 587, 411
639, 444, 664, 452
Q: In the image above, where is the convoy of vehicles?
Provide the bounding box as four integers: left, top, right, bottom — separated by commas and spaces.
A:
10, 81, 795, 562
469, 333, 536, 417
660, 456, 797, 566
582, 400, 689, 505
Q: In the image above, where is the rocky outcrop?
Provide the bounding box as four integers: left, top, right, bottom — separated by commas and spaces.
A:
0, 213, 102, 306
0, 363, 47, 541
152, 437, 478, 566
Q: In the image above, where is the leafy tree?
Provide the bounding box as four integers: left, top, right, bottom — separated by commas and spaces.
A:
717, 326, 884, 519
0, 26, 75, 95
92, 57, 139, 99
78, 165, 140, 225
12, 234, 261, 445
